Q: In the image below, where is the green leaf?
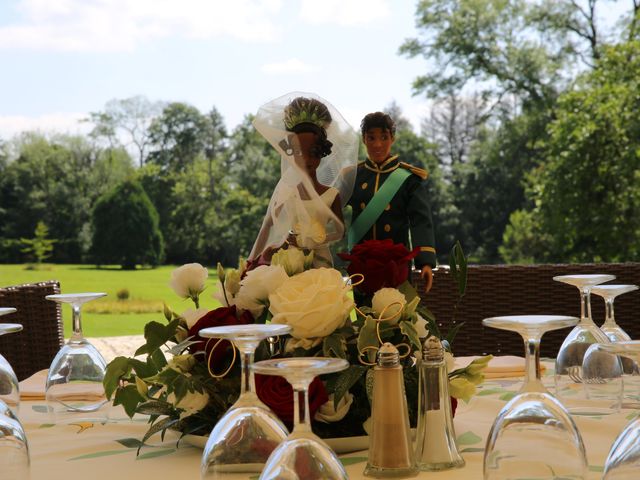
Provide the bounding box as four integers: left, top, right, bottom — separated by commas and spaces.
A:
114, 384, 145, 418
104, 356, 132, 400
357, 316, 379, 364
323, 334, 347, 359
399, 320, 421, 350
150, 347, 168, 370
397, 280, 418, 303
163, 302, 172, 322
445, 321, 465, 346
450, 241, 467, 298
331, 365, 367, 409
129, 358, 158, 379
136, 400, 174, 416
141, 417, 180, 446
135, 319, 180, 356
116, 438, 145, 449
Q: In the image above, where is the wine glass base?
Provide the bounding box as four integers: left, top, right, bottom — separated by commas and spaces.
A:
201, 406, 287, 478
259, 437, 348, 480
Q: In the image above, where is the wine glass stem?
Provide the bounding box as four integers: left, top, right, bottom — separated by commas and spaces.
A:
580, 288, 593, 323
604, 298, 616, 327
523, 335, 544, 392
240, 350, 255, 396
292, 387, 311, 434
71, 304, 83, 340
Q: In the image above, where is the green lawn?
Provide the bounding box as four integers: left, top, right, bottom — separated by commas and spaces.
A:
0, 264, 222, 337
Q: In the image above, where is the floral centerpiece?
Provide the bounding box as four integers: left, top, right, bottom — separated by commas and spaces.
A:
104, 241, 491, 446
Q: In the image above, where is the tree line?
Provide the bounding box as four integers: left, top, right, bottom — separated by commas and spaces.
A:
1, 0, 639, 267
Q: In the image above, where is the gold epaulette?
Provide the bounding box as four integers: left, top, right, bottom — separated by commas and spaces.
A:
399, 162, 428, 180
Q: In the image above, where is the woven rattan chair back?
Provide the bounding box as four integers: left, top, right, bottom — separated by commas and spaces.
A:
0, 280, 64, 380
414, 263, 640, 358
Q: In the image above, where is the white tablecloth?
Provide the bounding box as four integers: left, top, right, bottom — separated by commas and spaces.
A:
16, 360, 632, 479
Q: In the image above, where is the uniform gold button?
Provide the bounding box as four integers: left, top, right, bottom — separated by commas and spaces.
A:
384, 224, 391, 232
360, 202, 366, 210
361, 182, 368, 189
385, 204, 391, 211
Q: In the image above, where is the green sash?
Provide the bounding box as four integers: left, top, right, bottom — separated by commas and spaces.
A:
348, 167, 411, 249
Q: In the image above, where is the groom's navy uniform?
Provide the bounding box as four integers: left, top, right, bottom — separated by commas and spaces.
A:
347, 155, 437, 270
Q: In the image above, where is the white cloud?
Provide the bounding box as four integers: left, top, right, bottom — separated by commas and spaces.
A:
261, 58, 320, 75
0, 0, 284, 52
0, 112, 90, 139
299, 0, 390, 26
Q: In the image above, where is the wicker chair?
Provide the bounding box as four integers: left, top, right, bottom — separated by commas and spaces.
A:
0, 281, 64, 380
413, 263, 640, 358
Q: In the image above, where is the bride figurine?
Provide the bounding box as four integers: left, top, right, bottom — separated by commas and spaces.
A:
248, 92, 358, 268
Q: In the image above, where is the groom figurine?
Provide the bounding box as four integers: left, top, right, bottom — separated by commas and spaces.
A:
347, 111, 436, 292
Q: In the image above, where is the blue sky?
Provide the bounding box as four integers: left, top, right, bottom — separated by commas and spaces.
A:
0, 0, 436, 139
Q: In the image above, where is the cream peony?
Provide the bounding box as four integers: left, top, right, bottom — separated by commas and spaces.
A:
234, 265, 288, 318
271, 247, 307, 276
180, 308, 209, 329
371, 288, 406, 325
166, 354, 196, 373
414, 313, 429, 338
449, 376, 477, 402
269, 267, 353, 339
168, 389, 210, 419
315, 393, 354, 423
169, 263, 208, 299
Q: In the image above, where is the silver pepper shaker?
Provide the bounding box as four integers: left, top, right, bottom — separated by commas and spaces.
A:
415, 336, 465, 471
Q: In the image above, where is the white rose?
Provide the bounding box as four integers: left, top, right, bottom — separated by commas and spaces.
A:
284, 337, 323, 352
371, 288, 406, 325
271, 247, 306, 276
444, 351, 455, 372
295, 218, 326, 247
449, 376, 477, 402
167, 389, 210, 418
167, 354, 196, 373
414, 313, 429, 338
169, 263, 208, 299
235, 265, 288, 318
315, 393, 354, 423
181, 308, 209, 329
269, 268, 353, 339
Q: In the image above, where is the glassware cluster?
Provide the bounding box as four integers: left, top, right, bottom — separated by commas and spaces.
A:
0, 307, 30, 478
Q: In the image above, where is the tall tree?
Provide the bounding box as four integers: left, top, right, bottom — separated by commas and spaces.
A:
91, 179, 164, 269
0, 134, 134, 262
88, 96, 165, 167
504, 40, 640, 263
147, 102, 211, 173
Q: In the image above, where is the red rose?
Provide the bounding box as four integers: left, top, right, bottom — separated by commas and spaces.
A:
188, 306, 253, 372
255, 374, 328, 430
338, 239, 419, 295
451, 396, 458, 417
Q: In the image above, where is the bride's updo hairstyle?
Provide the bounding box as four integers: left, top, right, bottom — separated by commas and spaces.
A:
284, 97, 333, 158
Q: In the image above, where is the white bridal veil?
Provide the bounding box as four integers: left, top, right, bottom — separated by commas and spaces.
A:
249, 92, 359, 267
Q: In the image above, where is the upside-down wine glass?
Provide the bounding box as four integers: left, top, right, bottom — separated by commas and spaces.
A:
0, 398, 30, 479
45, 293, 108, 421
252, 357, 349, 480
580, 285, 639, 411
482, 315, 588, 480
200, 324, 292, 479
0, 308, 22, 411
591, 285, 639, 343
600, 341, 640, 479
553, 275, 614, 406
